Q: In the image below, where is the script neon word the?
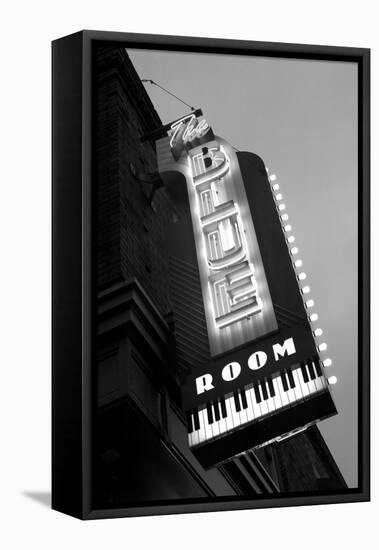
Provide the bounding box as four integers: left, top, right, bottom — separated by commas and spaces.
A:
170, 114, 210, 149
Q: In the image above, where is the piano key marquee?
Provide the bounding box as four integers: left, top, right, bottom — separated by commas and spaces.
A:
155, 112, 338, 468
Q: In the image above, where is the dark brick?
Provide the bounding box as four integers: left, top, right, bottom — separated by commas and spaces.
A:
94, 46, 174, 314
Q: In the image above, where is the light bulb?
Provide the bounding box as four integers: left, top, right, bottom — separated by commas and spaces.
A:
302, 286, 310, 294
290, 247, 299, 255
278, 203, 286, 211
305, 299, 314, 308
269, 174, 277, 182
281, 214, 289, 221
275, 193, 283, 201
287, 235, 295, 244
314, 328, 323, 337
328, 376, 337, 385
318, 342, 327, 352
298, 272, 307, 280
323, 358, 332, 367
284, 224, 292, 232
294, 259, 303, 267
310, 313, 319, 322
272, 183, 280, 191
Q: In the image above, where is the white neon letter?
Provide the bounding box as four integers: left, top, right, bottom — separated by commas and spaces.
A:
221, 362, 242, 382
247, 351, 268, 370
195, 374, 215, 395
272, 337, 296, 361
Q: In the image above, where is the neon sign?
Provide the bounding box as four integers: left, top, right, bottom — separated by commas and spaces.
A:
169, 114, 214, 160
156, 114, 278, 356
187, 139, 262, 329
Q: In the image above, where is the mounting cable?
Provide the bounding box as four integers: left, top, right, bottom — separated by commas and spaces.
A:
141, 79, 196, 111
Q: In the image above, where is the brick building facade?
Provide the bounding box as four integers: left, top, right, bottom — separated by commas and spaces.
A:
95, 46, 173, 315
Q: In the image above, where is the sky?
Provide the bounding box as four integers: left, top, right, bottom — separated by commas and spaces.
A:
127, 48, 358, 487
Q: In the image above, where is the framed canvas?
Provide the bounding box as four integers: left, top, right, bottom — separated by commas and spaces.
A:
52, 30, 370, 519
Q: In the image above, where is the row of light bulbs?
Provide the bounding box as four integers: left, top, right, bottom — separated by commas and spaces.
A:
268, 172, 337, 387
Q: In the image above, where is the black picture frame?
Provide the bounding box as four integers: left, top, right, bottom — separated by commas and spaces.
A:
52, 30, 370, 520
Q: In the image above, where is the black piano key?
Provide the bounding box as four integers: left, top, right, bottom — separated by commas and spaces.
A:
220, 397, 227, 418
301, 362, 309, 383
213, 400, 221, 421
206, 402, 214, 424
254, 384, 262, 403
267, 377, 275, 397
314, 357, 323, 377
240, 388, 248, 409
307, 360, 317, 380
281, 372, 289, 392
193, 409, 200, 431
261, 381, 268, 400
233, 391, 241, 412
287, 369, 296, 389
186, 411, 194, 433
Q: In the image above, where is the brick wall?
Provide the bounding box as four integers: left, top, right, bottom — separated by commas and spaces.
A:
273, 425, 347, 491
94, 46, 174, 315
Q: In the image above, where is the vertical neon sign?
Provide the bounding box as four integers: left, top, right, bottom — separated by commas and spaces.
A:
187, 141, 262, 329
157, 114, 278, 356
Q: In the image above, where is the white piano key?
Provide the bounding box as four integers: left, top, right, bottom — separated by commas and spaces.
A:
197, 409, 207, 444
210, 402, 222, 437
292, 369, 304, 401
230, 395, 242, 428
239, 409, 248, 424
298, 368, 311, 397
250, 386, 263, 419
272, 377, 284, 409
257, 384, 269, 416
277, 376, 290, 406
305, 364, 318, 394
298, 367, 311, 396
265, 381, 276, 412
319, 374, 328, 390
206, 407, 217, 441
245, 387, 256, 420
189, 415, 199, 446
313, 377, 324, 393
192, 425, 200, 446
225, 396, 236, 431
201, 408, 213, 441
210, 411, 220, 438
238, 394, 248, 424
187, 415, 193, 447
217, 404, 228, 435
312, 363, 325, 393
245, 387, 255, 422
285, 373, 297, 404
217, 418, 228, 436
